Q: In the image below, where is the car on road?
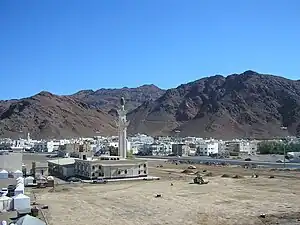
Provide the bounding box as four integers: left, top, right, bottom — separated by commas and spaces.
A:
244, 158, 252, 161
1, 188, 8, 196
92, 178, 107, 184
276, 159, 283, 163
67, 177, 81, 182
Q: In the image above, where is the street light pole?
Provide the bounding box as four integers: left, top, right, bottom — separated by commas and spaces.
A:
283, 141, 286, 168
280, 126, 287, 168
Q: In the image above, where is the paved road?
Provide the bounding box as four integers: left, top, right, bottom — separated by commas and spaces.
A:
137, 156, 300, 169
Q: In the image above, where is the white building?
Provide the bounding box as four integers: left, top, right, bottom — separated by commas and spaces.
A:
34, 141, 60, 152
198, 141, 220, 156
129, 134, 154, 144
108, 141, 131, 152
239, 141, 257, 155
74, 157, 148, 180
150, 143, 172, 156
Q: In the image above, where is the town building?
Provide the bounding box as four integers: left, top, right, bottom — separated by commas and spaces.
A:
47, 97, 149, 180
239, 141, 258, 155
197, 141, 220, 156
224, 140, 258, 156
47, 156, 148, 180
74, 156, 148, 179
48, 158, 75, 178
58, 142, 93, 158
172, 144, 190, 156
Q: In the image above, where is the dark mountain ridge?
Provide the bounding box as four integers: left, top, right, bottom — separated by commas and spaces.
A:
1, 71, 300, 139
0, 85, 165, 139
128, 71, 300, 139
71, 84, 165, 112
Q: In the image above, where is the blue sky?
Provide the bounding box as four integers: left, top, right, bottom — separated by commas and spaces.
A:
0, 0, 299, 100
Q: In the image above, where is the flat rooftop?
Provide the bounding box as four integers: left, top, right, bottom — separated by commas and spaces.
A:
47, 158, 75, 166
99, 160, 147, 166
75, 158, 147, 166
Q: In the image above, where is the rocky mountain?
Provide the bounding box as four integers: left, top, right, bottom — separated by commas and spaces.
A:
71, 84, 165, 114
128, 71, 300, 139
1, 71, 300, 139
0, 91, 117, 139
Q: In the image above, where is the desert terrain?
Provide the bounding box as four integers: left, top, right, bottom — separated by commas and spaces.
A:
32, 161, 300, 225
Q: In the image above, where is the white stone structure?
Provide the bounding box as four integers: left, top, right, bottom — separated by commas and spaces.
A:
117, 97, 130, 159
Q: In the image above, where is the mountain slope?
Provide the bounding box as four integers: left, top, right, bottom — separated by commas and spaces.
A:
128, 71, 300, 139
0, 91, 117, 139
71, 84, 165, 113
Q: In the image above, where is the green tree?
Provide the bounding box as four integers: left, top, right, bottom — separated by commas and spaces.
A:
127, 149, 135, 159
258, 141, 300, 154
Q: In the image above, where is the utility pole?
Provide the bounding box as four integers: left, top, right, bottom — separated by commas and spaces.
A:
283, 142, 286, 168
281, 126, 288, 168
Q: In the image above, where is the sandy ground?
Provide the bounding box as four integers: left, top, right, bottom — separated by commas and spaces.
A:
32, 161, 300, 225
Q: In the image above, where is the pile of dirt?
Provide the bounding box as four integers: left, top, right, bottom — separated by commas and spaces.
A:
181, 169, 195, 174
221, 174, 231, 178
232, 174, 243, 179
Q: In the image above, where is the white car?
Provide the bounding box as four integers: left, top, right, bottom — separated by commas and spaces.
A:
1, 188, 8, 196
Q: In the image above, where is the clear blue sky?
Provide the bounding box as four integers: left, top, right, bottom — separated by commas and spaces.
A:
0, 0, 299, 100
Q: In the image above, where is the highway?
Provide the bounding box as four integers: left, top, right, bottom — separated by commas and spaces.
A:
136, 155, 300, 169
21, 152, 300, 169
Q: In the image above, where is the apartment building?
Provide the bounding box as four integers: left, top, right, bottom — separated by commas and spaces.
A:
197, 141, 220, 156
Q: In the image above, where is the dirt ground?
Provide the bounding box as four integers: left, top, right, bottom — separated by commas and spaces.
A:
34, 161, 300, 225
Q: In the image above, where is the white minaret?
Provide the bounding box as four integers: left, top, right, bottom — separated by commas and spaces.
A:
27, 132, 31, 142
117, 97, 130, 159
